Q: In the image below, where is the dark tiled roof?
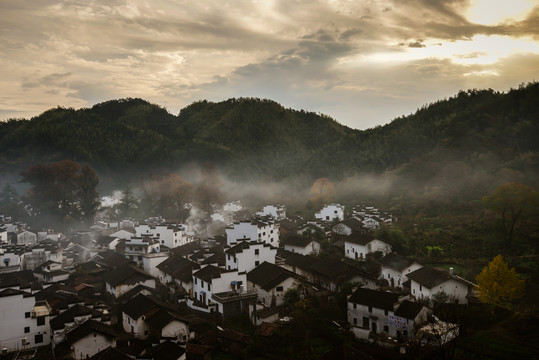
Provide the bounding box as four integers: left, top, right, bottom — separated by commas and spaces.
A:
192, 265, 225, 283
147, 340, 186, 360
348, 288, 399, 311
50, 304, 93, 330
394, 300, 424, 319
104, 264, 154, 287
170, 242, 203, 257
0, 270, 35, 289
284, 253, 317, 271
89, 346, 132, 360
344, 232, 375, 246
145, 307, 189, 331
380, 253, 416, 272
335, 218, 364, 230
310, 257, 368, 285
283, 236, 314, 248
406, 267, 452, 289
278, 219, 298, 231
91, 250, 130, 269
66, 319, 117, 344
122, 293, 157, 319
156, 255, 200, 282
247, 262, 296, 291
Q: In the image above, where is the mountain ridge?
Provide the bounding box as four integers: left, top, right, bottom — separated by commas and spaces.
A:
1, 83, 538, 197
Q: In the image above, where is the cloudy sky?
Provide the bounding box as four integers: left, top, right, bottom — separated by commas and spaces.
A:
1, 0, 538, 129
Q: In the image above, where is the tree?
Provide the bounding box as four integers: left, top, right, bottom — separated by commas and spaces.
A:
309, 178, 335, 208
482, 183, 539, 246
475, 255, 525, 310
117, 185, 138, 219
20, 160, 100, 227
141, 173, 193, 220
194, 163, 224, 213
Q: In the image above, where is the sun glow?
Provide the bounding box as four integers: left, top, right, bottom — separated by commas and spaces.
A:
466, 0, 536, 25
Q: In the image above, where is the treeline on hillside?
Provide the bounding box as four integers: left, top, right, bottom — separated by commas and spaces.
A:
0, 83, 538, 193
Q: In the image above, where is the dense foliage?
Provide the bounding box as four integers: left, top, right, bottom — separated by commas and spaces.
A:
0, 83, 538, 195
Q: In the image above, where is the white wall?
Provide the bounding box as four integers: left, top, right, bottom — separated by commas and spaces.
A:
0, 293, 50, 350
161, 320, 190, 342
143, 253, 169, 278
226, 243, 276, 272
284, 241, 320, 256
193, 270, 247, 306
344, 242, 367, 260
315, 204, 344, 222
225, 222, 257, 245
411, 278, 469, 304
72, 333, 115, 359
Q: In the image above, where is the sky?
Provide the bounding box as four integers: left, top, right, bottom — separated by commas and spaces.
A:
1, 0, 538, 130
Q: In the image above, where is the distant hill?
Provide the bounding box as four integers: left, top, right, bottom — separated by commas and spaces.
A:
1, 82, 538, 197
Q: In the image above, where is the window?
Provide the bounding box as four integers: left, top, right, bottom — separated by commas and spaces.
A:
353, 303, 356, 309
368, 306, 372, 313
254, 249, 259, 255
384, 310, 388, 316
24, 327, 30, 333
255, 261, 260, 267
37, 317, 45, 326
419, 285, 422, 291
34, 334, 43, 344
25, 312, 31, 318
208, 284, 211, 291
362, 317, 369, 328
384, 325, 389, 332
228, 255, 230, 260
194, 278, 197, 285
276, 286, 283, 292
201, 281, 205, 288
353, 318, 357, 325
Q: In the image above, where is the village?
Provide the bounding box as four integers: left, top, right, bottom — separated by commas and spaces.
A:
0, 200, 478, 360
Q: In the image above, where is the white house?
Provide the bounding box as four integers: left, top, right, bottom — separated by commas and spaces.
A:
407, 267, 474, 304
156, 255, 200, 295
104, 264, 156, 298
33, 260, 69, 283
9, 230, 37, 246
347, 287, 429, 341
116, 236, 160, 265
225, 241, 277, 272
142, 252, 170, 279
247, 262, 299, 307
109, 229, 135, 240
282, 236, 320, 255
331, 218, 365, 236
256, 205, 286, 220
225, 219, 279, 247
122, 293, 159, 338
0, 289, 51, 351
0, 228, 7, 243
380, 253, 423, 289
344, 233, 392, 260
191, 265, 248, 311
136, 224, 193, 249
66, 320, 117, 359
314, 204, 344, 222
0, 247, 24, 273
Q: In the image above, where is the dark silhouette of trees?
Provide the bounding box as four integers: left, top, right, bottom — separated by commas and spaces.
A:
20, 160, 99, 227
141, 172, 193, 220
194, 163, 224, 213
483, 183, 539, 246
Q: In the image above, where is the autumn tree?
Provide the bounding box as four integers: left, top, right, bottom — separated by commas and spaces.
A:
483, 183, 539, 246
20, 160, 100, 227
475, 255, 525, 310
308, 177, 335, 208
141, 173, 193, 220
194, 163, 224, 213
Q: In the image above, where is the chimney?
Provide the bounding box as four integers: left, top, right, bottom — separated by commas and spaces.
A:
449, 267, 454, 276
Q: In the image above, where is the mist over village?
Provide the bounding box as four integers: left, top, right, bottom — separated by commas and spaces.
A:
1, 1, 539, 360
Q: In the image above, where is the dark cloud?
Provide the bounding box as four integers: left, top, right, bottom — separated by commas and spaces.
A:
408, 40, 426, 48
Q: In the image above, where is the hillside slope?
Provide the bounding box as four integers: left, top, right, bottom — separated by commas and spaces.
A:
0, 83, 538, 195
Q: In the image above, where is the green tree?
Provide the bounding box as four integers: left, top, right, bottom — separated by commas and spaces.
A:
483, 183, 539, 246
118, 185, 138, 219
475, 255, 525, 310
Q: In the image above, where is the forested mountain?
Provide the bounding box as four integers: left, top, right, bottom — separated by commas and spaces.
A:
1, 82, 538, 196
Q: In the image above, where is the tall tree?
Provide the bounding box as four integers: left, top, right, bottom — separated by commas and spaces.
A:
482, 183, 539, 246
194, 163, 224, 213
308, 177, 335, 208
20, 160, 100, 227
117, 185, 138, 219
141, 172, 193, 220
475, 255, 525, 310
